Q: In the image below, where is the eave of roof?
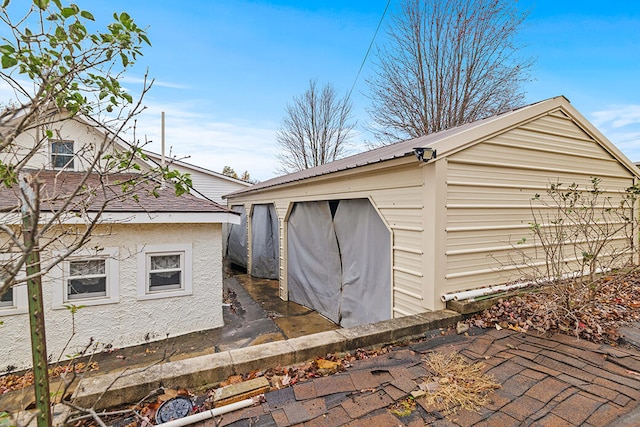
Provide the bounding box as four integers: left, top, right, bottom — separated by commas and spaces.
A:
0, 170, 240, 224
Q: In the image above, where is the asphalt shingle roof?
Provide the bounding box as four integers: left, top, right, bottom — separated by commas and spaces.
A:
0, 170, 230, 214
224, 97, 560, 198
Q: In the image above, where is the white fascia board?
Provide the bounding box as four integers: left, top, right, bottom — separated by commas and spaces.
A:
3, 211, 241, 225
96, 211, 243, 224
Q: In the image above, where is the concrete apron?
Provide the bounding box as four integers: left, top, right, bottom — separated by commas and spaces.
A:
72, 310, 461, 410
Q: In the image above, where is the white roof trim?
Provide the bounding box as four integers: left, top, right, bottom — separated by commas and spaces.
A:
3, 211, 241, 225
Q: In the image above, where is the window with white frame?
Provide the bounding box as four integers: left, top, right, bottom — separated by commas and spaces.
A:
0, 265, 12, 308
51, 140, 74, 169
66, 259, 107, 300
137, 244, 192, 300
148, 253, 183, 291
52, 247, 119, 308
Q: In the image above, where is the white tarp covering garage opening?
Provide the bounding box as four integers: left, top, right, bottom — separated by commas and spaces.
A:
226, 205, 247, 268
287, 199, 391, 327
251, 204, 279, 279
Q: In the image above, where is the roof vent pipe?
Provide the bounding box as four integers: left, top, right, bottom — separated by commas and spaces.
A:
161, 111, 166, 168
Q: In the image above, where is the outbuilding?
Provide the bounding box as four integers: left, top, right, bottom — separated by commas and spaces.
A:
225, 96, 639, 327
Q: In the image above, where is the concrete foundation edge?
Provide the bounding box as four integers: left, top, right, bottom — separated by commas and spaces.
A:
73, 310, 462, 409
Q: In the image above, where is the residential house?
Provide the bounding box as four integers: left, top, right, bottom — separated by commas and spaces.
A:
0, 109, 239, 370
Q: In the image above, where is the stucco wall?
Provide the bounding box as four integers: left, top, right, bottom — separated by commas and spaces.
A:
0, 222, 223, 371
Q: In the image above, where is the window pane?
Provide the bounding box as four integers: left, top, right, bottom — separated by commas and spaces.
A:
67, 259, 107, 300
70, 260, 105, 276
0, 287, 12, 306
53, 155, 71, 168
149, 271, 181, 289
52, 141, 73, 154
150, 255, 180, 270
68, 277, 106, 298
51, 141, 74, 168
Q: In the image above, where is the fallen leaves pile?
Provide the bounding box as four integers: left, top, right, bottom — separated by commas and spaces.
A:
419, 352, 500, 416
0, 362, 98, 394
468, 270, 640, 343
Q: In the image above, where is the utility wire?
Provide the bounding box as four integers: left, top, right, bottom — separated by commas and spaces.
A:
346, 0, 391, 102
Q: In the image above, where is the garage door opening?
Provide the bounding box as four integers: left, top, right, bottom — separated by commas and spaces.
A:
226, 205, 247, 269
251, 204, 279, 279
287, 199, 391, 327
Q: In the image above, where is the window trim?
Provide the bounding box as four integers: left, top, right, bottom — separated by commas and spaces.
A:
52, 247, 120, 309
66, 258, 108, 300
137, 243, 192, 300
50, 139, 75, 170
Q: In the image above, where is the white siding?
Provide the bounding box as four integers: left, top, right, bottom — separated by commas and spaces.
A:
158, 162, 250, 204
6, 115, 134, 173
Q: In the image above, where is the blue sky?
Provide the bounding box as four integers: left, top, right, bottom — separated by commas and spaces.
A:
5, 1, 640, 181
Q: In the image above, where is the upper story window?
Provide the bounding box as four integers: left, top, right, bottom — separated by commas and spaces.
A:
51, 140, 74, 169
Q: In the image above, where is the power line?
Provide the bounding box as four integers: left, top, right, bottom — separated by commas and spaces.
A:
346, 0, 391, 102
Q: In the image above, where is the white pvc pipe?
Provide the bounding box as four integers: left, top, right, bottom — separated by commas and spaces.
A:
155, 397, 257, 427
441, 282, 528, 302
440, 268, 608, 303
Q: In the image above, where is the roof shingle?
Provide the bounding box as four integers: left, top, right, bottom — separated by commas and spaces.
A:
0, 170, 231, 214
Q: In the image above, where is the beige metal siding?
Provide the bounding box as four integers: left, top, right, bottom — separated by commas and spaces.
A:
228, 158, 427, 318
442, 113, 636, 295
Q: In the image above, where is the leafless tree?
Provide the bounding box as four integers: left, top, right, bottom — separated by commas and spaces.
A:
367, 0, 533, 144
276, 79, 355, 173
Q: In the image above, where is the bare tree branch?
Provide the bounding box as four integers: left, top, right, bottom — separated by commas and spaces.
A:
367, 0, 533, 144
276, 79, 355, 173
